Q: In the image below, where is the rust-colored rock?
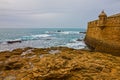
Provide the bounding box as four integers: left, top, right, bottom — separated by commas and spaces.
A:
0, 47, 120, 80
85, 11, 120, 54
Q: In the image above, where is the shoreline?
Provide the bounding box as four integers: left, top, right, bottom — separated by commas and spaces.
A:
0, 47, 120, 79
0, 40, 86, 52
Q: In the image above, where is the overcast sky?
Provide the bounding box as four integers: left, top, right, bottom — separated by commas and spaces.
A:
0, 0, 119, 28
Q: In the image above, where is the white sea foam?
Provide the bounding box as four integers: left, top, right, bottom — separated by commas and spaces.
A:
21, 34, 51, 41
64, 41, 86, 49
31, 34, 51, 38
45, 31, 80, 35
0, 41, 6, 45
59, 31, 80, 34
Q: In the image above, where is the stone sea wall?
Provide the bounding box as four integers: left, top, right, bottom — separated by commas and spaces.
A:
85, 12, 120, 54
85, 36, 120, 55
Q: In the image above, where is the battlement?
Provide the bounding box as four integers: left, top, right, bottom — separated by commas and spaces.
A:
88, 20, 98, 27
89, 12, 120, 28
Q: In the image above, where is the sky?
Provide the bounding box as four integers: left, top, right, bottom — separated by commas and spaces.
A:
0, 0, 119, 28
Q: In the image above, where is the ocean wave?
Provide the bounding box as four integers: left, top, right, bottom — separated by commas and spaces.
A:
64, 41, 86, 49
31, 34, 51, 38
21, 34, 51, 41
45, 31, 80, 35
58, 31, 79, 34
60, 38, 86, 49
0, 34, 52, 45
70, 37, 84, 43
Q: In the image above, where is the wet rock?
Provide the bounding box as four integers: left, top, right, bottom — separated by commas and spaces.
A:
11, 48, 24, 55
4, 58, 24, 70
0, 47, 120, 79
76, 38, 83, 41
3, 76, 16, 80
49, 50, 61, 54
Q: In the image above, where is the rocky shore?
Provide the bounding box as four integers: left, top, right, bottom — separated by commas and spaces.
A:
0, 47, 120, 80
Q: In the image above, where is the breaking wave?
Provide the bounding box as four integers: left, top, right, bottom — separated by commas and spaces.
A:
0, 34, 51, 45
59, 38, 86, 49
45, 31, 80, 35
21, 34, 51, 41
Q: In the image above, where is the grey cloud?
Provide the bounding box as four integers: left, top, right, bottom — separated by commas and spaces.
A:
0, 0, 119, 28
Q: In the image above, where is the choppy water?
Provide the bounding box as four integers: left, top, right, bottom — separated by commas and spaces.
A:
0, 28, 86, 51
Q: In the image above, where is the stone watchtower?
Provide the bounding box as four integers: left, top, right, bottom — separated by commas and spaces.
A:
98, 11, 107, 29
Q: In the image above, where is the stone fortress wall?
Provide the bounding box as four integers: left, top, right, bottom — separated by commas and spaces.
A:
85, 11, 120, 54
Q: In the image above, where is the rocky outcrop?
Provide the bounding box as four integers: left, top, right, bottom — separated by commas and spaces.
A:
85, 11, 120, 54
0, 47, 120, 80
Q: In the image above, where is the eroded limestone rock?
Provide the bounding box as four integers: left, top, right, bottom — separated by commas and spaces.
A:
0, 47, 120, 80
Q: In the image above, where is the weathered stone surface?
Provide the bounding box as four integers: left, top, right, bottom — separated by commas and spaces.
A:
85, 11, 120, 54
0, 47, 120, 80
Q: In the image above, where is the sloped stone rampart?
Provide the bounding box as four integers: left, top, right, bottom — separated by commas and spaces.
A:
85, 36, 120, 55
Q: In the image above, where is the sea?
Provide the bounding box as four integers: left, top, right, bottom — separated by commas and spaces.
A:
0, 28, 86, 51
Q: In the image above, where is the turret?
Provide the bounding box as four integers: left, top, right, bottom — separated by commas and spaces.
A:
98, 10, 107, 29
